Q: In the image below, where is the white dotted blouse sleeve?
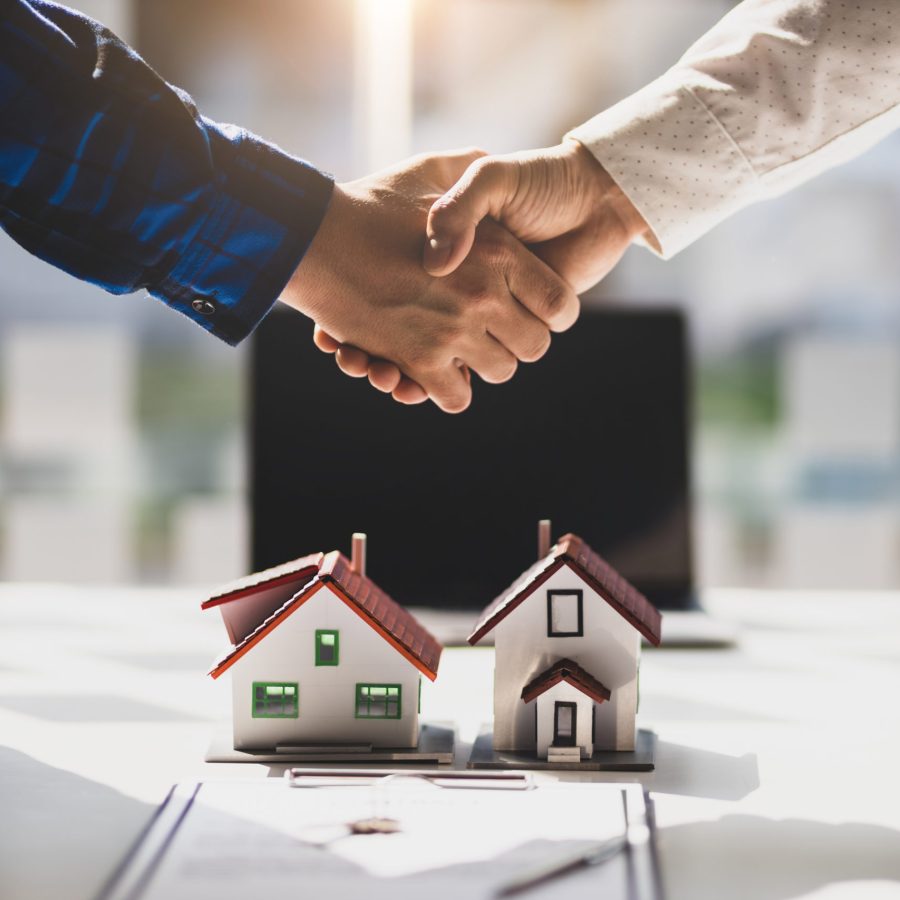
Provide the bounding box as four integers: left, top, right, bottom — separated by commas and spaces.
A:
567, 0, 900, 258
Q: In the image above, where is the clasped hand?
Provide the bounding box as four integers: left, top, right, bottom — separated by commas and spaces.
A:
280, 141, 648, 412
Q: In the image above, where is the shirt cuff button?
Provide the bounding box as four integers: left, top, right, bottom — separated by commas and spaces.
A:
191, 297, 217, 316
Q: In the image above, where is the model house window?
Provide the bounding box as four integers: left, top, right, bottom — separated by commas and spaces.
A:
355, 684, 401, 719
315, 629, 340, 666
547, 589, 583, 636
252, 682, 298, 718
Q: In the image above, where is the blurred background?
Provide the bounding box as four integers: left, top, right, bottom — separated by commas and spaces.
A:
1, 0, 899, 589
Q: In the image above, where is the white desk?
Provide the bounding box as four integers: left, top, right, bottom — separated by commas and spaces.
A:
1, 586, 899, 900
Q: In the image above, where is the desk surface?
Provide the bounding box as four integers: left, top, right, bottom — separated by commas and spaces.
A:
1, 586, 899, 900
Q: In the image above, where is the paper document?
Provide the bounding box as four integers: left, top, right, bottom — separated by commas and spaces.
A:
102, 778, 660, 900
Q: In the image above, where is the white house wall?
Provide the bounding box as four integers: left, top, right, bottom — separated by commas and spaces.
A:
492, 565, 640, 752
228, 584, 420, 750
534, 681, 594, 758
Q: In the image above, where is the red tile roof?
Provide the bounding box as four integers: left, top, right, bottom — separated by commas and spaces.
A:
208, 551, 443, 681
521, 658, 612, 705
468, 533, 662, 646
201, 553, 324, 609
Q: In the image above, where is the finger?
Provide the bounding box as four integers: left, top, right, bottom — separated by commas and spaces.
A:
368, 359, 403, 393
502, 239, 580, 334
484, 299, 551, 364
423, 157, 517, 277
461, 334, 519, 385
313, 325, 341, 354
392, 377, 428, 405
335, 345, 371, 378
414, 364, 473, 414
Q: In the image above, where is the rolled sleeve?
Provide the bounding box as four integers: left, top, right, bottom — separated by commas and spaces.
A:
152, 122, 333, 345
0, 0, 334, 345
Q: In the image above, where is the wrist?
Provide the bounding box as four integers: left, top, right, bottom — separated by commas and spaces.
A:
562, 138, 649, 243
280, 183, 352, 324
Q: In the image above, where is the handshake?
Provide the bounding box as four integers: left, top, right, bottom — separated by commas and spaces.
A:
280, 140, 649, 413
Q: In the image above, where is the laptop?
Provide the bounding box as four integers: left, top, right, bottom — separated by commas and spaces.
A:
249, 305, 734, 647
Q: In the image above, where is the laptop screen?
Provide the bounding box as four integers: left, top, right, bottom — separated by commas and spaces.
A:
250, 306, 694, 611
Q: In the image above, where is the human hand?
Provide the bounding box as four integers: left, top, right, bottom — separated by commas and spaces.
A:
280, 149, 579, 413
329, 140, 648, 395
423, 139, 649, 289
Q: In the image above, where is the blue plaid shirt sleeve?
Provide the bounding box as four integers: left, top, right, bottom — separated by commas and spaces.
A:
0, 0, 334, 345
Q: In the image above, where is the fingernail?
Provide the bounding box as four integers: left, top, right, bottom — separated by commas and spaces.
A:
424, 235, 452, 273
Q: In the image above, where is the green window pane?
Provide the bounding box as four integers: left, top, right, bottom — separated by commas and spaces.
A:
252, 682, 299, 718
355, 683, 402, 719
315, 630, 340, 666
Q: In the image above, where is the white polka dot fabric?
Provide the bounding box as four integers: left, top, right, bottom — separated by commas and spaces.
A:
568, 0, 900, 258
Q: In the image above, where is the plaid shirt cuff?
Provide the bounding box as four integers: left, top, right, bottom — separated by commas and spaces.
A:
152, 121, 334, 346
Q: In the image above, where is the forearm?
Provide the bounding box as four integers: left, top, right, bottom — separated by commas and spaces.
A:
0, 0, 333, 343
568, 0, 900, 258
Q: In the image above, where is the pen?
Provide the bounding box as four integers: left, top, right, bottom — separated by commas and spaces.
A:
494, 835, 627, 897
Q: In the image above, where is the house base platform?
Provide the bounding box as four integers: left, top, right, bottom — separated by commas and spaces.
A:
205, 722, 455, 764
466, 728, 656, 771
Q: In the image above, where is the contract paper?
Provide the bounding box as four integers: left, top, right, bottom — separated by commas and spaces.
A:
108, 779, 651, 900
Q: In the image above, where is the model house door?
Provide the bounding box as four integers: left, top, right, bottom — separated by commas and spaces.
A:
553, 701, 577, 746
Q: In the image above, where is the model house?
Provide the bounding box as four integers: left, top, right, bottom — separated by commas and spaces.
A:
203, 535, 442, 752
468, 522, 662, 763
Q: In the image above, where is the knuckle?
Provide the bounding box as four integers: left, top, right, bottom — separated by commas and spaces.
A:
539, 283, 572, 322
430, 196, 470, 232
462, 278, 496, 307
470, 157, 499, 184
429, 197, 455, 225
520, 329, 552, 363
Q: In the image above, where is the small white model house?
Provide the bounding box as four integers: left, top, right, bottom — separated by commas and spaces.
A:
203, 535, 442, 752
468, 522, 662, 762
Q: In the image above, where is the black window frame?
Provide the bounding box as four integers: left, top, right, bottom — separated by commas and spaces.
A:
546, 589, 584, 637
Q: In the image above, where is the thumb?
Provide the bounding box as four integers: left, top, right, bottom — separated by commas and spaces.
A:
423, 158, 517, 277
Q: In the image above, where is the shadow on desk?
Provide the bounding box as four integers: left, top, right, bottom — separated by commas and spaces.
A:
650, 740, 760, 801
660, 815, 900, 900
0, 746, 154, 900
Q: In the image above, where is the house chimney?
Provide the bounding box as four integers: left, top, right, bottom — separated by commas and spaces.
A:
351, 533, 367, 577
538, 519, 552, 559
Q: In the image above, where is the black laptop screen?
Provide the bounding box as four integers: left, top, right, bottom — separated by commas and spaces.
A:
250, 306, 694, 611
